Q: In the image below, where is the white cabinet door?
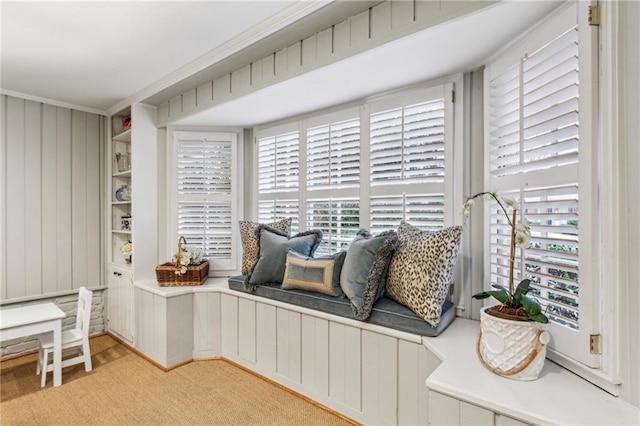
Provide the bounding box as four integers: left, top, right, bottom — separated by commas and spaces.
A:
108, 264, 133, 343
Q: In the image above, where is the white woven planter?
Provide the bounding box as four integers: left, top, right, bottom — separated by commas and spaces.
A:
477, 307, 550, 381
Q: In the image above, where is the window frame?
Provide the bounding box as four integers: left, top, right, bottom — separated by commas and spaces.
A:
168, 130, 243, 275
483, 1, 615, 391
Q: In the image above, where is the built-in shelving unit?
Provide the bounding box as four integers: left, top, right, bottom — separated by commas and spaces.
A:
110, 108, 133, 269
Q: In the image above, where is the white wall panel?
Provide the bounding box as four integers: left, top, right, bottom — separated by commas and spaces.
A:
461, 401, 494, 426
238, 298, 256, 364
1, 95, 102, 302
362, 330, 398, 425
72, 110, 88, 290
221, 293, 238, 356
371, 2, 392, 40
231, 65, 251, 95
329, 322, 361, 410
183, 88, 197, 115
213, 74, 231, 101
274, 48, 288, 77
399, 340, 434, 425
277, 308, 301, 383
392, 0, 414, 29
250, 61, 263, 87
166, 294, 194, 366
193, 292, 221, 357
41, 104, 58, 295
286, 42, 301, 72
300, 314, 329, 397
157, 101, 170, 123
169, 95, 182, 118
261, 54, 275, 83
24, 100, 42, 297
350, 10, 370, 47
333, 20, 351, 55
302, 35, 317, 67
56, 107, 73, 291
415, 0, 440, 25
256, 302, 277, 375
317, 27, 333, 62
5, 96, 26, 299
197, 83, 213, 109
429, 390, 460, 426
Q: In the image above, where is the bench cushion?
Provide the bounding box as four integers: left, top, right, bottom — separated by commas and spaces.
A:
228, 276, 455, 337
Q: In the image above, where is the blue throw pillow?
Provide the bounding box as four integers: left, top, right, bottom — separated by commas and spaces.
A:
340, 229, 398, 321
245, 225, 322, 291
282, 250, 346, 297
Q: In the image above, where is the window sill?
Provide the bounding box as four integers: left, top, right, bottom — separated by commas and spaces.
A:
423, 319, 639, 425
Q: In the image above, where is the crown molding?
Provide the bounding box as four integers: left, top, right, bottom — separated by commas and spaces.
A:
0, 89, 108, 116
107, 0, 332, 116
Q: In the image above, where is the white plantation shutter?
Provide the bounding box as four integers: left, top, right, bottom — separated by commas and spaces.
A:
258, 131, 299, 193
256, 125, 300, 228
258, 199, 300, 233
370, 99, 446, 185
307, 118, 360, 190
486, 3, 596, 366
368, 85, 453, 232
370, 194, 445, 233
254, 84, 456, 254
175, 132, 238, 271
306, 198, 359, 255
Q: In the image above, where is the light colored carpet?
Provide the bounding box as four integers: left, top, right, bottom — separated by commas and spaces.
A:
0, 335, 354, 425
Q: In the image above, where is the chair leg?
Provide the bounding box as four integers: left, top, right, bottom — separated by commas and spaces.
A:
83, 341, 92, 372
36, 348, 42, 375
40, 350, 49, 388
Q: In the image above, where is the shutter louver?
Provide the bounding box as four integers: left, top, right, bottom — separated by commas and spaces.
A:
258, 199, 300, 233
370, 100, 445, 185
307, 118, 360, 190
258, 131, 299, 194
306, 199, 359, 255
490, 26, 579, 177
370, 194, 445, 233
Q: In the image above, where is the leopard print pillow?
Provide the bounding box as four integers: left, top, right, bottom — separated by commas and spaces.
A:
386, 221, 462, 327
239, 218, 292, 275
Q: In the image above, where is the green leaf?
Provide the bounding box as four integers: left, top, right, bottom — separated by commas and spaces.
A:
514, 279, 532, 301
529, 313, 549, 324
472, 289, 510, 305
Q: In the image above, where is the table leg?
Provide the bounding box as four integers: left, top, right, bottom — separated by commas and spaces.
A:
52, 321, 62, 387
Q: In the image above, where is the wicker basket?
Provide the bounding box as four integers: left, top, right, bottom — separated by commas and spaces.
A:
156, 236, 209, 287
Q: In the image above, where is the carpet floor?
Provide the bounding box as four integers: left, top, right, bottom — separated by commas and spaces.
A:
0, 334, 353, 425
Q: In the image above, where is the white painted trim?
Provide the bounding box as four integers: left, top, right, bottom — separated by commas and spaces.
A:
107, 1, 333, 116
0, 89, 107, 116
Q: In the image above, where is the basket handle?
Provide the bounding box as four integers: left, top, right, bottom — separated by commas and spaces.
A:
175, 236, 187, 268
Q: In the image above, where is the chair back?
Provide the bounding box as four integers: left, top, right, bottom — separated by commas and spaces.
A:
76, 287, 93, 339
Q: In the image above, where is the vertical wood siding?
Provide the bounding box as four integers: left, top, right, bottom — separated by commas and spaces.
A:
0, 95, 103, 301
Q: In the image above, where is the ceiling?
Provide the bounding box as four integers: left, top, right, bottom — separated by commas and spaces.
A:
0, 1, 324, 112
1, 0, 564, 127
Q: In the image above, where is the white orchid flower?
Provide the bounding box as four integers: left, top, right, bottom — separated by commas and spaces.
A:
514, 231, 531, 248
502, 195, 519, 210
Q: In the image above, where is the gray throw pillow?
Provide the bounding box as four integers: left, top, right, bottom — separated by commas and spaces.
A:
239, 218, 292, 275
386, 221, 462, 327
245, 226, 322, 291
340, 229, 398, 321
282, 250, 346, 297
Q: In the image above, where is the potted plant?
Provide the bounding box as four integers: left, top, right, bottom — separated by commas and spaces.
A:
463, 191, 550, 381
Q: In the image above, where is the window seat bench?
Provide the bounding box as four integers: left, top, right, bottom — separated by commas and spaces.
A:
227, 275, 455, 337
130, 278, 640, 426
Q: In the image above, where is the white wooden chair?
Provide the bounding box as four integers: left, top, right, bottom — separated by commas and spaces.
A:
36, 287, 93, 387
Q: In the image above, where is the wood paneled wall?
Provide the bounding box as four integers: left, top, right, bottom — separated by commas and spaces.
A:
0, 95, 104, 302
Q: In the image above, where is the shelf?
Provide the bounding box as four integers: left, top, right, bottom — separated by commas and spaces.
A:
112, 230, 133, 235
113, 170, 131, 178
110, 261, 132, 270
113, 128, 132, 143
112, 201, 132, 205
